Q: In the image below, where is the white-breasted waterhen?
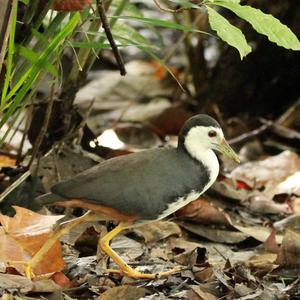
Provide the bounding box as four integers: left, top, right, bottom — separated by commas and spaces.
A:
25, 114, 240, 279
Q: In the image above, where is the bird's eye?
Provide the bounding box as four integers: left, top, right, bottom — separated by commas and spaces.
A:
208, 130, 217, 138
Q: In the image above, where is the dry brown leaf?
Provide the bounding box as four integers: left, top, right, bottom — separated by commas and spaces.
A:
174, 246, 206, 267
246, 253, 278, 269
188, 285, 217, 300
0, 273, 33, 293
212, 176, 251, 201
150, 247, 170, 261
98, 286, 146, 300
276, 230, 300, 267
0, 206, 65, 276
110, 235, 144, 263
274, 214, 300, 232
133, 221, 181, 243
0, 155, 16, 167
234, 224, 283, 244
178, 222, 248, 244
243, 193, 292, 214
234, 283, 255, 297
291, 197, 300, 214
274, 171, 300, 196
51, 272, 72, 289
226, 214, 283, 244
193, 267, 214, 282
264, 229, 280, 253
54, 0, 92, 11
175, 198, 231, 226
32, 279, 61, 293
231, 151, 300, 197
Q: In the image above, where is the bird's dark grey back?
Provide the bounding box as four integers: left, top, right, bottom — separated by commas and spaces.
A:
52, 148, 210, 220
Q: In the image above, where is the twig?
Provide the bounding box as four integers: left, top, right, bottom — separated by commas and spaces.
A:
0, 0, 12, 75
96, 0, 126, 76
260, 118, 300, 140
276, 98, 300, 127
0, 170, 30, 203
153, 0, 186, 13
162, 13, 203, 63
16, 101, 34, 164
228, 123, 271, 145
27, 83, 56, 168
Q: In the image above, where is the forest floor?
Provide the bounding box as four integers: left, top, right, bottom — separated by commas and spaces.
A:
0, 61, 300, 299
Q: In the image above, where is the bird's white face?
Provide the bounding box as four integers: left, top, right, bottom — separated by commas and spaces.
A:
184, 126, 240, 163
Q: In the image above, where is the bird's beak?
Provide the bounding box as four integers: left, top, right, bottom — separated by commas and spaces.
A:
215, 138, 240, 163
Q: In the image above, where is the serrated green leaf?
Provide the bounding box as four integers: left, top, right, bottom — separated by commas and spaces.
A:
206, 6, 251, 58
212, 2, 300, 50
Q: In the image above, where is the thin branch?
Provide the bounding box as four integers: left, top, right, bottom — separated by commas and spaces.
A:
228, 123, 271, 145
0, 170, 30, 203
96, 0, 126, 76
153, 0, 186, 13
27, 83, 56, 168
16, 102, 33, 164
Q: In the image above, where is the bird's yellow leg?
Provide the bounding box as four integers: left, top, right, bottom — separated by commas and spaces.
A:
100, 223, 181, 279
20, 211, 103, 279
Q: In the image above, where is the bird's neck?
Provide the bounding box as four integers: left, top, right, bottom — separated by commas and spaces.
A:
178, 142, 220, 187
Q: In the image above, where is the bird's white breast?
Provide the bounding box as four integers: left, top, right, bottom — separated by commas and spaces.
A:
156, 149, 219, 221
200, 149, 219, 192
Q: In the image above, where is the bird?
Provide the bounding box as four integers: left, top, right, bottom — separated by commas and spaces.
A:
25, 114, 240, 279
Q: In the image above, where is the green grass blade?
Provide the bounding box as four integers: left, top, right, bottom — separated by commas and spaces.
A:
16, 45, 58, 77
1, 0, 18, 105
3, 13, 80, 105
0, 13, 81, 143
111, 16, 209, 34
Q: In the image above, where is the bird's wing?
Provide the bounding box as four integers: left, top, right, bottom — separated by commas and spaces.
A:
51, 148, 208, 219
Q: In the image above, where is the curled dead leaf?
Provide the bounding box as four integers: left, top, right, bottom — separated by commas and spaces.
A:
0, 155, 16, 168
188, 285, 217, 300
276, 230, 300, 267
175, 198, 231, 227
0, 206, 65, 276
133, 221, 181, 244
98, 285, 146, 300
231, 151, 300, 197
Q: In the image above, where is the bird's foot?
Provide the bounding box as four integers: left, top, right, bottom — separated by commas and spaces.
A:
106, 266, 182, 279
7, 260, 35, 279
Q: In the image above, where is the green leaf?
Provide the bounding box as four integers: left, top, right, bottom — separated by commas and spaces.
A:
112, 0, 144, 17
111, 16, 207, 34
0, 13, 81, 142
1, 0, 18, 105
112, 23, 150, 45
211, 1, 300, 50
31, 28, 50, 46
16, 45, 58, 77
206, 6, 251, 58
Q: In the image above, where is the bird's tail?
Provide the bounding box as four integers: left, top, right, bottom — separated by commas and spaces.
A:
36, 192, 63, 205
